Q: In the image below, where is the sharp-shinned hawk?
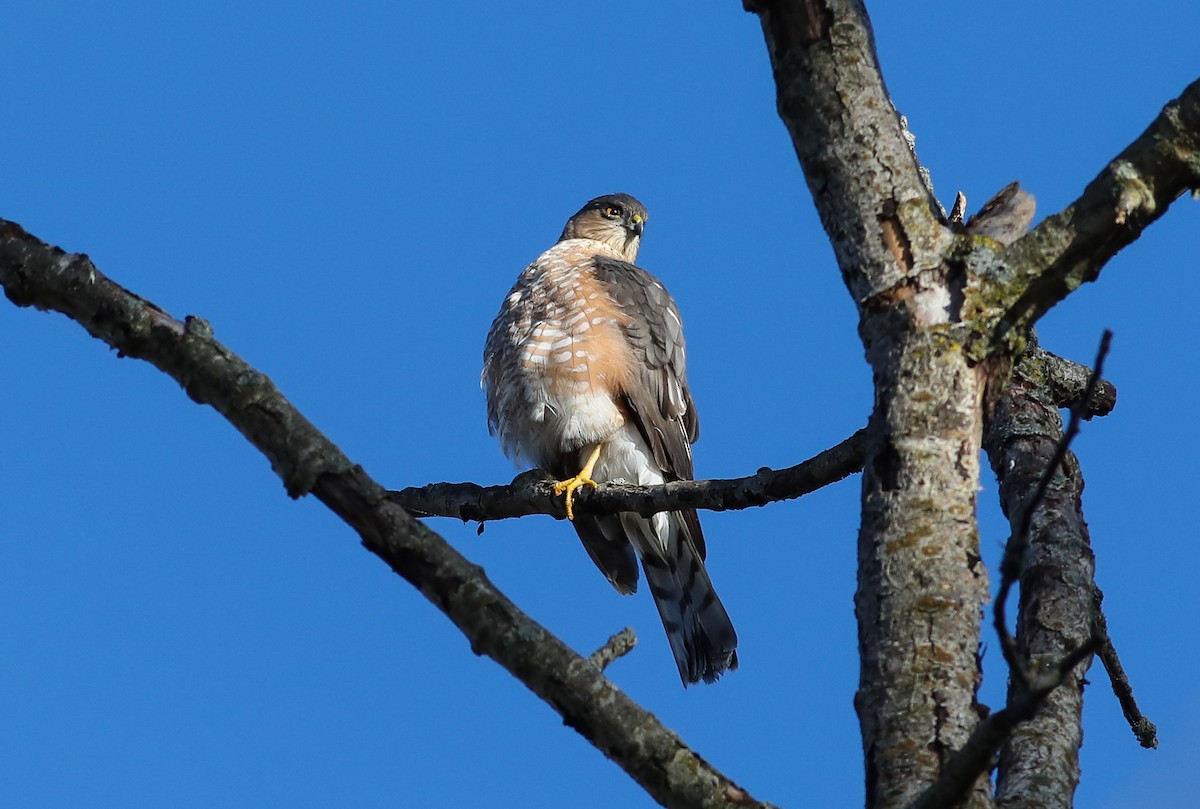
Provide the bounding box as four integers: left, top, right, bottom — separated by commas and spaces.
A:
482, 193, 738, 685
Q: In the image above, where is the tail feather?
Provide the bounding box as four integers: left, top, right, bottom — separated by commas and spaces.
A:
573, 514, 640, 595
630, 510, 737, 685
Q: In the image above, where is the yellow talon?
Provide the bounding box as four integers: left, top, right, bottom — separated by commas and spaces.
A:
553, 474, 599, 520
553, 443, 604, 520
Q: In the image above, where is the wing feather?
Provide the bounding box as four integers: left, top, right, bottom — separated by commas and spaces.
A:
590, 256, 705, 559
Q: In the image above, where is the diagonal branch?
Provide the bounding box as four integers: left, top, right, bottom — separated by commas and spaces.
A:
906, 640, 1099, 809
0, 219, 775, 809
1093, 587, 1159, 749
979, 78, 1200, 354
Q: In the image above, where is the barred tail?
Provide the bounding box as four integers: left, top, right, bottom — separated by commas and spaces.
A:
638, 511, 738, 686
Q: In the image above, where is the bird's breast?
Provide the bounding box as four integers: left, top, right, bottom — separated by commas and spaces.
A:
489, 244, 637, 463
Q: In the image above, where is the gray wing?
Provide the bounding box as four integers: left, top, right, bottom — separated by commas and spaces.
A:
589, 256, 706, 560
590, 256, 699, 476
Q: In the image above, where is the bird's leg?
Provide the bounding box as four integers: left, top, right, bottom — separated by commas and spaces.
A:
553, 443, 603, 520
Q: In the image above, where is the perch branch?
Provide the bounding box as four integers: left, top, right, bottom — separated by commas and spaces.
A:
393, 429, 869, 521
0, 219, 774, 809
394, 346, 1113, 524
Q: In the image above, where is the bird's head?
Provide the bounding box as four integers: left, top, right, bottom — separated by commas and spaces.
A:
559, 193, 648, 262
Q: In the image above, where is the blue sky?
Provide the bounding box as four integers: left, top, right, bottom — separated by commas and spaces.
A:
2, 3, 1196, 807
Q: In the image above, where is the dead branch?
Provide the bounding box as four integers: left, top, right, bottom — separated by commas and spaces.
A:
588, 628, 638, 672
392, 429, 869, 521
1093, 587, 1159, 749
393, 348, 1111, 524
911, 332, 1113, 809
979, 78, 1200, 355
0, 218, 775, 809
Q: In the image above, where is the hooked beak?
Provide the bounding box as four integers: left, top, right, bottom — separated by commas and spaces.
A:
627, 214, 645, 237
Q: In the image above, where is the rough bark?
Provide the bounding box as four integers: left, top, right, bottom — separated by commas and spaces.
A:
740, 5, 1199, 809
744, 3, 989, 806
966, 79, 1200, 360
0, 219, 773, 809
984, 337, 1098, 809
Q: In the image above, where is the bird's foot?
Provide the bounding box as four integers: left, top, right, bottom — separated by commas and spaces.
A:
553, 472, 600, 520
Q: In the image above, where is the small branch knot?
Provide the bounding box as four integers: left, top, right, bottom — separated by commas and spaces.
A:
1110, 160, 1157, 224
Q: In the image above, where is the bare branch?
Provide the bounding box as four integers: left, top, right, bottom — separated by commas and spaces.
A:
393, 345, 1113, 525
948, 331, 1111, 808
982, 79, 1200, 352
907, 638, 1099, 806
911, 329, 1118, 809
588, 627, 638, 672
906, 639, 1099, 809
1093, 587, 1159, 749
1030, 335, 1117, 419
393, 429, 870, 521
0, 219, 776, 809
995, 331, 1110, 687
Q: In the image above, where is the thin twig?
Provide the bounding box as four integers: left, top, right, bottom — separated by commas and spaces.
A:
1093, 587, 1159, 748
587, 628, 638, 672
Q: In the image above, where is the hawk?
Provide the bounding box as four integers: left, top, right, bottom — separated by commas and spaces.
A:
482, 193, 738, 685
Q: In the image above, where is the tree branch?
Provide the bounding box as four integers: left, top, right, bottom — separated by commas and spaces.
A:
393, 429, 870, 521
588, 627, 639, 672
0, 219, 775, 809
994, 332, 1110, 688
907, 637, 1100, 809
910, 333, 1112, 809
976, 78, 1200, 355
744, 0, 949, 303
393, 348, 1111, 525
1093, 587, 1159, 749
744, 5, 994, 807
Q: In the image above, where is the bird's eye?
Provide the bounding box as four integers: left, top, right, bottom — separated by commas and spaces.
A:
604, 205, 621, 218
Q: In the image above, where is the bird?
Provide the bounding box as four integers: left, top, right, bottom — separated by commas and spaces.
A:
482, 193, 738, 685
